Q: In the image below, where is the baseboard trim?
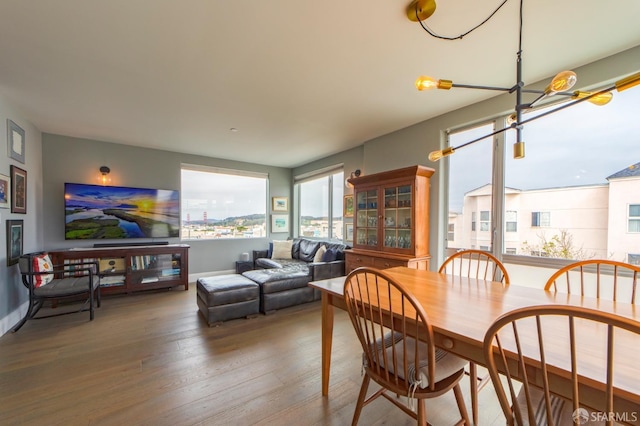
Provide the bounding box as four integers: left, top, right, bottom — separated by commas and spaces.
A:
0, 301, 28, 337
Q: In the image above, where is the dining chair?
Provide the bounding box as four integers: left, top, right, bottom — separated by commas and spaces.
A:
439, 249, 510, 424
483, 304, 639, 426
11, 252, 101, 332
544, 259, 640, 303
344, 267, 471, 426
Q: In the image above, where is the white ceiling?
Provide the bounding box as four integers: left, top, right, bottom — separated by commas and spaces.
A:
1, 0, 639, 168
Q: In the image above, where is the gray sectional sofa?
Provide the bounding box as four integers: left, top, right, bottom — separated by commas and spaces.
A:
242, 237, 348, 314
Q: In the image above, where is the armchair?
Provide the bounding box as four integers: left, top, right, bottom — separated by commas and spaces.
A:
11, 252, 101, 332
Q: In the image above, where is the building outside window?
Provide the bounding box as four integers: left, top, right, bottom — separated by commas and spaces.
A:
471, 212, 476, 231
447, 223, 455, 242
296, 167, 343, 240
181, 165, 267, 239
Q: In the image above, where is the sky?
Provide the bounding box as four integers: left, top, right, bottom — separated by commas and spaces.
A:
448, 86, 640, 212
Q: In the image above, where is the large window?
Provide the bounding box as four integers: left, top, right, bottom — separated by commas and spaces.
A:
181, 165, 267, 239
446, 81, 640, 267
296, 168, 343, 240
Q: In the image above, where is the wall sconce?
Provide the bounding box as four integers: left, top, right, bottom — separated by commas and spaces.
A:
99, 166, 111, 185
345, 169, 362, 188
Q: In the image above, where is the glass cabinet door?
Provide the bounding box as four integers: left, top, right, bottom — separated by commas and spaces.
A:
356, 189, 378, 247
383, 185, 412, 250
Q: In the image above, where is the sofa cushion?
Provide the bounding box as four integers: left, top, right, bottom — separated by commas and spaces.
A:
291, 238, 301, 259
256, 258, 282, 269
322, 248, 338, 262
313, 245, 327, 263
271, 240, 293, 259
298, 239, 321, 262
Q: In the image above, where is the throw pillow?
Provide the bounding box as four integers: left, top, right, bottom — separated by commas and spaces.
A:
322, 248, 338, 262
313, 245, 327, 263
271, 240, 293, 259
267, 242, 273, 258
32, 253, 54, 287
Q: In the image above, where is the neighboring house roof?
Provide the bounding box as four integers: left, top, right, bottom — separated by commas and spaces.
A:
607, 162, 640, 180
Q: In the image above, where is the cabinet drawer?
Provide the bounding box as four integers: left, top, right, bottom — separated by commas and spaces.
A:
372, 257, 407, 269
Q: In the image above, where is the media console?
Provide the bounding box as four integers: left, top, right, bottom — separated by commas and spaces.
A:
49, 244, 190, 295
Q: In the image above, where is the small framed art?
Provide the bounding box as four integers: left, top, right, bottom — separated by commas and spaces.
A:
6, 219, 23, 266
344, 222, 354, 243
271, 214, 289, 233
344, 194, 354, 218
10, 165, 27, 214
0, 173, 10, 209
7, 119, 25, 164
272, 196, 288, 212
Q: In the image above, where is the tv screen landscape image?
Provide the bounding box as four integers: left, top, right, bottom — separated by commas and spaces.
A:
65, 183, 180, 240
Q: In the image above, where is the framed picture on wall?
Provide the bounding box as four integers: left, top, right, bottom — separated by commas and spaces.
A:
6, 219, 23, 266
10, 165, 27, 214
7, 119, 25, 164
0, 173, 10, 209
271, 214, 289, 233
344, 194, 354, 218
272, 196, 288, 212
344, 222, 354, 243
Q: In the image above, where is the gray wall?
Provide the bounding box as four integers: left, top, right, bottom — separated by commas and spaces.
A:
41, 133, 292, 277
0, 97, 43, 335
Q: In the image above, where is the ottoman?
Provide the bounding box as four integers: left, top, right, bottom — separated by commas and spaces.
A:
196, 274, 260, 326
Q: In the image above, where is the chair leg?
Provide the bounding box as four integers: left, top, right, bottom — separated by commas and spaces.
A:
352, 374, 370, 426
89, 286, 95, 321
453, 382, 471, 426
470, 363, 478, 425
417, 399, 427, 426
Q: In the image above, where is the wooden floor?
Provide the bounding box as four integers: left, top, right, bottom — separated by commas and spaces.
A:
0, 286, 507, 425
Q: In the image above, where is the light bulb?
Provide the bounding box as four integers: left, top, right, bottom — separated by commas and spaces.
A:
572, 91, 613, 106
513, 141, 525, 159
415, 76, 453, 91
547, 71, 577, 95
416, 76, 439, 91
506, 112, 518, 125
428, 146, 454, 162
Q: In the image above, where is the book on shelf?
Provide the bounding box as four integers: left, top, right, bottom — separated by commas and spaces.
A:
141, 276, 159, 284
63, 258, 99, 277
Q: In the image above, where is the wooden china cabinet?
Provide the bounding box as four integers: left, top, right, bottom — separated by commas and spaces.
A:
345, 165, 434, 273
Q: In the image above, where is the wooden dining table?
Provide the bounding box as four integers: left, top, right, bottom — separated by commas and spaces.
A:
308, 266, 640, 418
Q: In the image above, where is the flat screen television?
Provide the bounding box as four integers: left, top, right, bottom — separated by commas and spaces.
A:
64, 183, 180, 240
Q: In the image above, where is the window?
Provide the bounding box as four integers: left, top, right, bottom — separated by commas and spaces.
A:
445, 82, 640, 267
447, 123, 494, 251
629, 254, 640, 266
531, 211, 550, 227
296, 168, 343, 240
480, 211, 490, 231
181, 166, 267, 239
629, 204, 640, 233
505, 210, 517, 232
447, 223, 455, 241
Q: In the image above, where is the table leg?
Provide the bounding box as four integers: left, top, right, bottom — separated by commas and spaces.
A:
321, 293, 334, 396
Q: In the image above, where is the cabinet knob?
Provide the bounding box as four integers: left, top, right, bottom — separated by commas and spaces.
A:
383, 262, 390, 267
442, 338, 454, 349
